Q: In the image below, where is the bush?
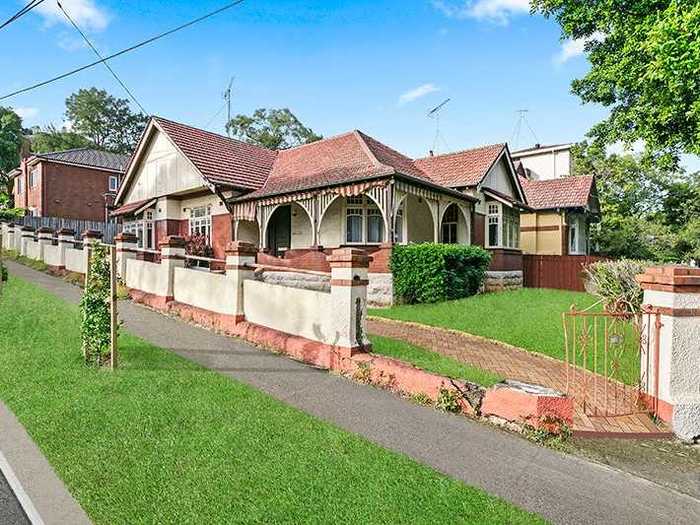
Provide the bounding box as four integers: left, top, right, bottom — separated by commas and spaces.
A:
80, 244, 114, 366
583, 259, 651, 317
390, 243, 491, 304
0, 208, 26, 221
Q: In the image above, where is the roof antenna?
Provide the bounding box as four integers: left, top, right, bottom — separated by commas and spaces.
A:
510, 109, 539, 150
427, 98, 451, 154
223, 76, 235, 137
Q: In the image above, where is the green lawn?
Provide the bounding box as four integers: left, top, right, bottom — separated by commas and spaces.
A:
369, 335, 503, 387
370, 288, 641, 385
0, 276, 542, 525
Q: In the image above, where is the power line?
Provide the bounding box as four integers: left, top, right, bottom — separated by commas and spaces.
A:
203, 100, 227, 131
56, 1, 148, 115
0, 0, 246, 101
0, 0, 45, 31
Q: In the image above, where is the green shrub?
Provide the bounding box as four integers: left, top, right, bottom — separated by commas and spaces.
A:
390, 243, 491, 304
80, 244, 114, 366
0, 208, 26, 221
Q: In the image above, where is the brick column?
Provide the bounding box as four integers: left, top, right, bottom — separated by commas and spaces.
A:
159, 235, 186, 301
327, 248, 372, 356
225, 241, 257, 321
637, 265, 700, 441
115, 232, 138, 281
20, 226, 34, 257
37, 227, 53, 261
56, 228, 75, 271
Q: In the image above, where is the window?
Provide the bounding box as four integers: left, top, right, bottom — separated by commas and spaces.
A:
125, 210, 155, 250
568, 214, 587, 255
15, 177, 22, 194
109, 176, 119, 192
189, 205, 212, 245
344, 195, 384, 244
29, 167, 38, 188
486, 202, 520, 249
394, 203, 405, 244
441, 205, 458, 244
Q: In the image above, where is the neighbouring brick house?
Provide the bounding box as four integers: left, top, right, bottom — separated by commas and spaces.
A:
112, 116, 529, 302
10, 148, 130, 222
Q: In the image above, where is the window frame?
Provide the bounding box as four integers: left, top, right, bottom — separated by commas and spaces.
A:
343, 195, 384, 245
441, 204, 459, 244
15, 176, 23, 194
126, 209, 156, 250
486, 201, 520, 250
108, 175, 119, 192
189, 205, 213, 246
28, 167, 38, 188
568, 213, 587, 255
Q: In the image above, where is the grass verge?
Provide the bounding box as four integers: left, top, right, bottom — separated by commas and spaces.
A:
369, 334, 502, 387
0, 275, 542, 525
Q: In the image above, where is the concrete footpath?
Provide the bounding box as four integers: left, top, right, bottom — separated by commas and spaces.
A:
5, 261, 700, 525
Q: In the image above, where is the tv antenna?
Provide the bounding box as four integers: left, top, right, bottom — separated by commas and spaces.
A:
223, 76, 235, 136
510, 109, 539, 150
427, 97, 451, 154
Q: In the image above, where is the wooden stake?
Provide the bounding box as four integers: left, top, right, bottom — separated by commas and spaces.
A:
110, 246, 118, 370
82, 245, 91, 362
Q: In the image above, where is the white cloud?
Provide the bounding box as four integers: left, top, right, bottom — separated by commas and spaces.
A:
33, 0, 109, 32
14, 107, 39, 122
431, 0, 530, 24
398, 83, 440, 106
554, 32, 605, 64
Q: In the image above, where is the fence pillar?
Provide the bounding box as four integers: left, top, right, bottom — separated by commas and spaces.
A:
225, 241, 257, 321
115, 232, 138, 281
327, 248, 372, 356
3, 223, 15, 251
37, 227, 53, 261
56, 228, 75, 271
637, 265, 700, 441
82, 229, 102, 274
20, 226, 35, 257
159, 236, 186, 301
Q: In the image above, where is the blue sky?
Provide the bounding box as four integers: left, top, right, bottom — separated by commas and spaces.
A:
2, 0, 696, 168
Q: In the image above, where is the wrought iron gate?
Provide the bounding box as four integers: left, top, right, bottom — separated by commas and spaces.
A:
562, 305, 662, 417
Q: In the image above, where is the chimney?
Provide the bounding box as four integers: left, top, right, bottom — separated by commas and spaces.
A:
534, 143, 541, 149
429, 150, 434, 157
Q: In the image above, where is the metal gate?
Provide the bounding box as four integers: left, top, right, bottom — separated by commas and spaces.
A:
562, 305, 662, 417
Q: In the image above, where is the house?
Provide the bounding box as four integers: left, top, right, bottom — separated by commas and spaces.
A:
10, 148, 130, 222
512, 144, 600, 256
518, 175, 600, 256
112, 116, 528, 302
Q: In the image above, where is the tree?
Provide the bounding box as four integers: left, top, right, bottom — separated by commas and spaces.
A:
532, 1, 700, 167
226, 108, 321, 150
573, 141, 700, 262
29, 124, 94, 154
65, 88, 147, 154
0, 106, 23, 199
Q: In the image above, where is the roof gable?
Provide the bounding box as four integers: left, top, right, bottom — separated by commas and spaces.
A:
414, 144, 505, 187
520, 175, 596, 210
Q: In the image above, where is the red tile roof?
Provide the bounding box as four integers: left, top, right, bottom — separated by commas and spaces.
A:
240, 130, 442, 200
111, 198, 155, 217
414, 144, 505, 187
153, 116, 277, 190
520, 175, 595, 210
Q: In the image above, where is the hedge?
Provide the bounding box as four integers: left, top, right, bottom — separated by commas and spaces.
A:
390, 243, 491, 304
0, 208, 25, 221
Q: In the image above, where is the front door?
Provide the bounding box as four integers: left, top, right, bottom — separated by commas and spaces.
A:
266, 205, 291, 257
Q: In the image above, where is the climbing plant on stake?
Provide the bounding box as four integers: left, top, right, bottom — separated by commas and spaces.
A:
80, 243, 117, 367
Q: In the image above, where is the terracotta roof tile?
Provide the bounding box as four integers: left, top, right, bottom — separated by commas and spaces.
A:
520, 175, 595, 210
414, 144, 505, 187
153, 116, 277, 190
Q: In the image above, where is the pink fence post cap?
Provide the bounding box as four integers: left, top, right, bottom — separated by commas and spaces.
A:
57, 228, 75, 236
158, 235, 186, 248
37, 226, 54, 234
115, 232, 137, 243
327, 248, 371, 268
82, 229, 103, 239
225, 241, 258, 255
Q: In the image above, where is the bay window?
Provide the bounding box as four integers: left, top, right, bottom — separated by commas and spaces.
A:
486, 202, 520, 249
124, 210, 155, 250
345, 195, 384, 244
189, 205, 212, 245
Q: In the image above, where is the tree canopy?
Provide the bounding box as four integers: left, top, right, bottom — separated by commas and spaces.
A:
0, 107, 23, 198
65, 88, 147, 154
573, 142, 700, 262
532, 1, 700, 166
29, 124, 94, 154
226, 108, 321, 150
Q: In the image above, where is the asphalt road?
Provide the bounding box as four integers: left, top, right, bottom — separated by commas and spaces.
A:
0, 470, 29, 525
6, 260, 700, 525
